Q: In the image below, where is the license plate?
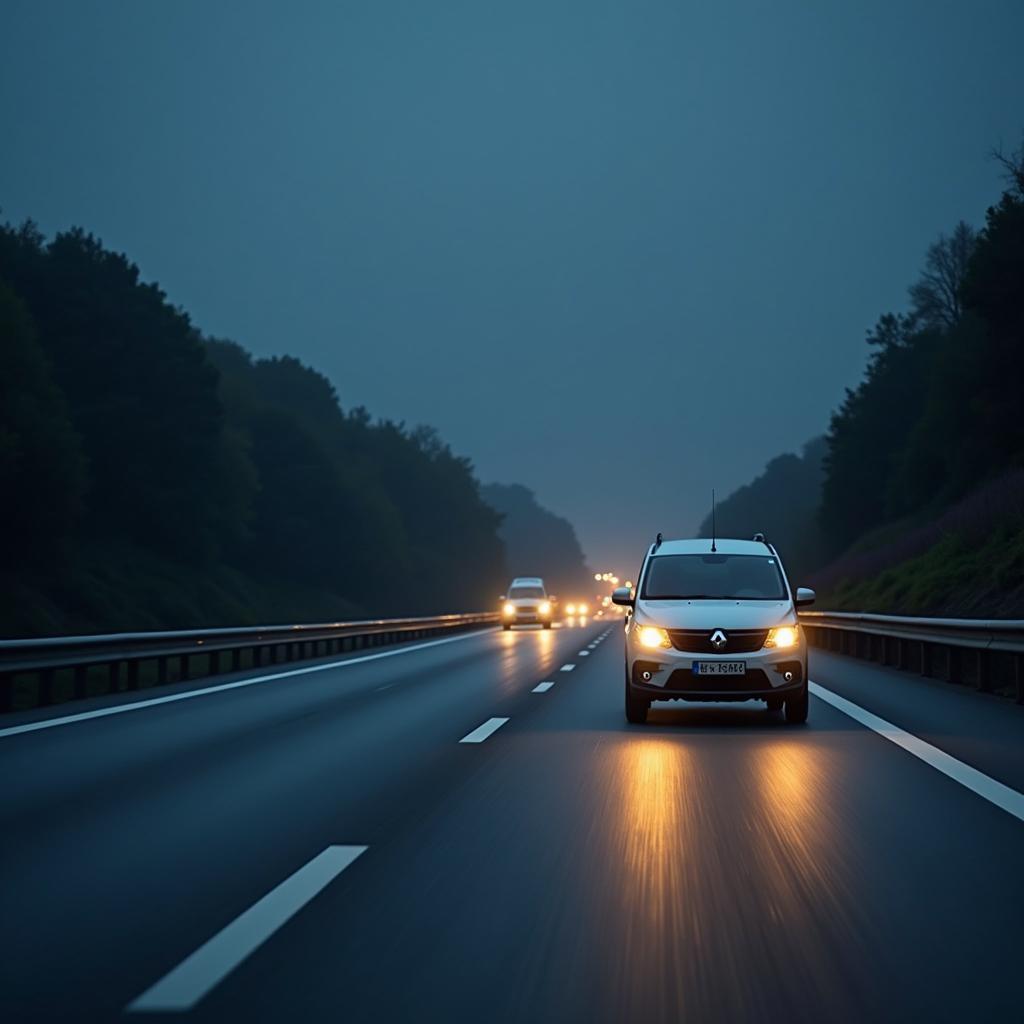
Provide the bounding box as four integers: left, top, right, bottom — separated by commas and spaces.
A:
692, 661, 746, 676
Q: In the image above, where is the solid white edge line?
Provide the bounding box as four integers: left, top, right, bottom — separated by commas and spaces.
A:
559, 663, 575, 672
127, 845, 367, 1012
459, 717, 509, 743
532, 681, 555, 693
0, 629, 495, 740
809, 681, 1024, 823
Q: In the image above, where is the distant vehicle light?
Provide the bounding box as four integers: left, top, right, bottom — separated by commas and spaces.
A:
637, 625, 671, 649
566, 603, 577, 615
765, 625, 798, 649
503, 602, 516, 616
539, 601, 552, 615
578, 603, 588, 614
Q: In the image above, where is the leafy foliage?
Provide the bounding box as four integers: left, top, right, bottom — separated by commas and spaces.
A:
0, 280, 85, 565
697, 438, 826, 580
480, 483, 591, 598
819, 142, 1024, 558
0, 219, 509, 633
711, 138, 1024, 613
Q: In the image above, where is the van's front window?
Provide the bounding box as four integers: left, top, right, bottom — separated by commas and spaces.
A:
642, 554, 786, 600
509, 586, 545, 599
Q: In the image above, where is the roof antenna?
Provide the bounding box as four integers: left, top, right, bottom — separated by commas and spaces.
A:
711, 489, 717, 553
653, 532, 663, 551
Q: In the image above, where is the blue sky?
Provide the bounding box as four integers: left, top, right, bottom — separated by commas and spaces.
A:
3, 0, 1022, 571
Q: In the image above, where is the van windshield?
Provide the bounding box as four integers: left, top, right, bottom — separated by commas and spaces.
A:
642, 554, 786, 600
509, 586, 545, 599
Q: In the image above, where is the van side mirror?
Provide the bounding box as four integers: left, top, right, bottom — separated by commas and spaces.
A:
795, 587, 816, 608
611, 586, 634, 607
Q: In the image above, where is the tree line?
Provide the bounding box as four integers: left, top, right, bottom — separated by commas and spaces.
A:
0, 218, 586, 634
703, 141, 1024, 598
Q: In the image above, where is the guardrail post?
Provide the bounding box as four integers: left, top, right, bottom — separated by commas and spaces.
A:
39, 668, 55, 705
976, 650, 991, 693
947, 646, 960, 685
127, 659, 139, 690
920, 641, 929, 676
1015, 655, 1023, 704
108, 661, 120, 693
74, 664, 87, 699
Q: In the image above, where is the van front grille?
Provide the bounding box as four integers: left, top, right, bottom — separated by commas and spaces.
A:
666, 629, 769, 654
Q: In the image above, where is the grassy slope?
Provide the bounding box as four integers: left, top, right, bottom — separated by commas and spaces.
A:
808, 470, 1024, 618
823, 520, 1024, 617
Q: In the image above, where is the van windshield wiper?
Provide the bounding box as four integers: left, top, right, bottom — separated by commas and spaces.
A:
646, 594, 717, 599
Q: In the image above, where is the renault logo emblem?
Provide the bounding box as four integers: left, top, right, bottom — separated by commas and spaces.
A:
710, 629, 728, 650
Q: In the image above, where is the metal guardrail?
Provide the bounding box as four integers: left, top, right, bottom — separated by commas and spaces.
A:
800, 611, 1024, 702
0, 612, 499, 714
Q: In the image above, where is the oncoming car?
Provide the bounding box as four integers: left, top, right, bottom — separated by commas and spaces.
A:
502, 577, 554, 629
613, 536, 816, 724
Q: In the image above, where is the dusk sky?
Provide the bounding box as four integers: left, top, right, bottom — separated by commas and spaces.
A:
3, 0, 1022, 573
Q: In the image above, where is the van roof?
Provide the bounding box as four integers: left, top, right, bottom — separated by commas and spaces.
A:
650, 538, 773, 557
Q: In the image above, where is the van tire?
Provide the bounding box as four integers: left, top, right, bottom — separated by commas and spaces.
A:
625, 676, 649, 724
785, 685, 809, 724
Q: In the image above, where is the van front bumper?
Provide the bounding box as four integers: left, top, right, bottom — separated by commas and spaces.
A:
627, 645, 806, 702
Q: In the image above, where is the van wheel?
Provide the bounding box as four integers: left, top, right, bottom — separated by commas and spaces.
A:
625, 676, 649, 724
785, 685, 809, 724
542, 621, 552, 629
767, 697, 783, 713
502, 624, 511, 631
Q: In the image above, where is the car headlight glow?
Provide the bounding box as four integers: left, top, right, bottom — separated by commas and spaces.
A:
578, 603, 588, 615
635, 623, 671, 649
765, 625, 799, 649
566, 603, 576, 615
539, 601, 552, 615
503, 602, 516, 616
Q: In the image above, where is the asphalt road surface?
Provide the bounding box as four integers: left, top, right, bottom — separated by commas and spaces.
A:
3, 619, 1024, 1022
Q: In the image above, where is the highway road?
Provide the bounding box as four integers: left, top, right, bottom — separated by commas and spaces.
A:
3, 618, 1024, 1022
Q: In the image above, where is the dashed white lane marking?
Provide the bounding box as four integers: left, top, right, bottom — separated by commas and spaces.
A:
809, 682, 1024, 823
128, 845, 367, 1012
560, 664, 575, 672
578, 651, 589, 657
459, 717, 509, 744
532, 682, 555, 693
1, 629, 496, 741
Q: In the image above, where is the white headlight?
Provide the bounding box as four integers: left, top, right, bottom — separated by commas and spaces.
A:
636, 624, 671, 649
765, 625, 799, 649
